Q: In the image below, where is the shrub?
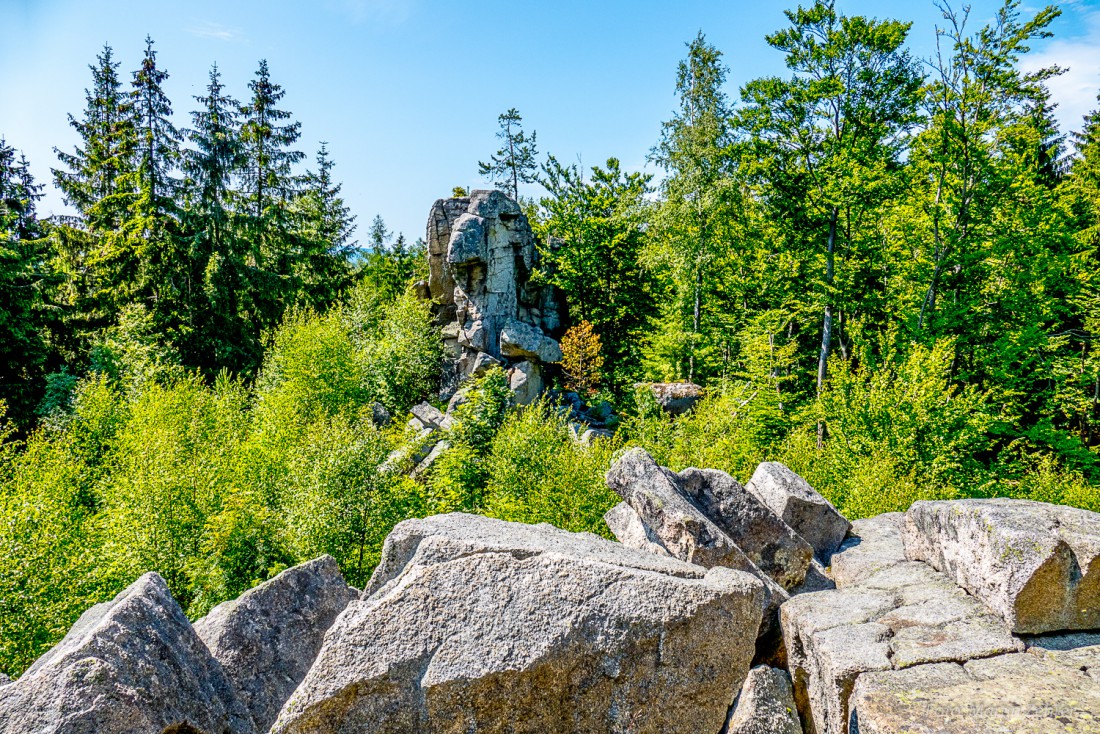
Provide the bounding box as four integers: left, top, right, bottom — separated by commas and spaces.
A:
481, 400, 621, 535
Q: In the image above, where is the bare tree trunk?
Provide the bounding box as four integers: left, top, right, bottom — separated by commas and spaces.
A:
688, 264, 701, 382
817, 207, 838, 393
816, 207, 838, 449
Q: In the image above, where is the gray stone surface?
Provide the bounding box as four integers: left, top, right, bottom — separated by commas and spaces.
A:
509, 360, 543, 406
363, 511, 713, 598
410, 402, 453, 431
604, 501, 671, 557
0, 573, 255, 734
830, 513, 906, 588
426, 190, 561, 400
903, 498, 1100, 633
369, 402, 390, 427
272, 514, 765, 734
790, 558, 836, 595
500, 318, 562, 363
850, 647, 1100, 733
606, 449, 790, 629
409, 439, 449, 480
193, 556, 358, 732
782, 539, 1021, 734
726, 665, 802, 734
679, 467, 814, 589
747, 462, 850, 562
637, 382, 704, 415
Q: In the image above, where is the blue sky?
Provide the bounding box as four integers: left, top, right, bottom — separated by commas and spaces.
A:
3, 0, 1099, 242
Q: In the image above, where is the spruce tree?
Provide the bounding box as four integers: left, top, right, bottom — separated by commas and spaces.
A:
130, 36, 182, 215
183, 63, 253, 372
239, 59, 304, 331
52, 44, 136, 232
478, 108, 539, 200
0, 140, 47, 424
292, 142, 355, 309
118, 35, 185, 326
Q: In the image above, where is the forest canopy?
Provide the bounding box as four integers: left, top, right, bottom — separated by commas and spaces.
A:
3, 0, 1100, 678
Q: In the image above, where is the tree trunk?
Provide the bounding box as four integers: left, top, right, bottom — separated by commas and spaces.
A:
689, 263, 701, 382
816, 207, 838, 394
816, 207, 838, 450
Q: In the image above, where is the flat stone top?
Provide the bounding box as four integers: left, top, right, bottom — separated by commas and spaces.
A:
904, 498, 1100, 633
908, 498, 1100, 549
851, 646, 1100, 733
363, 512, 740, 597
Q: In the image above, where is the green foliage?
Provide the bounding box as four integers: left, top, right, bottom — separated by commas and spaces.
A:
537, 157, 654, 388
0, 283, 438, 677
428, 367, 512, 513
482, 400, 621, 535
7, 0, 1100, 683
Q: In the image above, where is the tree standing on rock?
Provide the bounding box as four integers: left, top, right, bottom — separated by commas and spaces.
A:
479, 108, 539, 200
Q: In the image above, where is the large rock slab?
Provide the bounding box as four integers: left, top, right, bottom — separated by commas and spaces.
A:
363, 511, 706, 597
782, 530, 1021, 734
0, 573, 255, 734
850, 645, 1100, 733
903, 498, 1100, 633
726, 665, 802, 734
604, 501, 670, 557
606, 449, 790, 628
747, 462, 850, 562
500, 318, 562, 363
193, 556, 358, 732
679, 467, 814, 589
271, 513, 765, 734
829, 513, 906, 588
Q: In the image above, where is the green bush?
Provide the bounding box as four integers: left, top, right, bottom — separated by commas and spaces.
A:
481, 400, 621, 535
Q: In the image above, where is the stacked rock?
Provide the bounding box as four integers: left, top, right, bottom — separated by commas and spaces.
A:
4, 454, 1098, 734
605, 449, 850, 650
424, 190, 562, 405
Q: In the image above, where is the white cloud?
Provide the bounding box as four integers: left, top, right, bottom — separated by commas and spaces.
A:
1021, 8, 1100, 136
185, 21, 243, 42
328, 0, 414, 25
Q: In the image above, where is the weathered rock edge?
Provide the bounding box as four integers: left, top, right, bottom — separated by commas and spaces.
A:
194, 555, 358, 732
271, 512, 766, 734
0, 573, 254, 734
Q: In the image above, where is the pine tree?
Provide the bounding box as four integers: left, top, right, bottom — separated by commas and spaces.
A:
52, 44, 136, 232
0, 140, 48, 424
183, 63, 254, 373
239, 59, 304, 331
478, 108, 539, 200
292, 142, 355, 309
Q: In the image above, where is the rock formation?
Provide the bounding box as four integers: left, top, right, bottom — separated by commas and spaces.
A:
636, 382, 705, 415
726, 665, 802, 734
193, 556, 358, 732
605, 449, 791, 637
850, 646, 1100, 733
423, 190, 562, 404
746, 462, 850, 563
902, 498, 1100, 633
0, 573, 254, 734
272, 513, 765, 734
6, 461, 1100, 734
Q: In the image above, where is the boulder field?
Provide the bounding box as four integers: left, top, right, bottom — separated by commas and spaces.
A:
1, 451, 1098, 733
